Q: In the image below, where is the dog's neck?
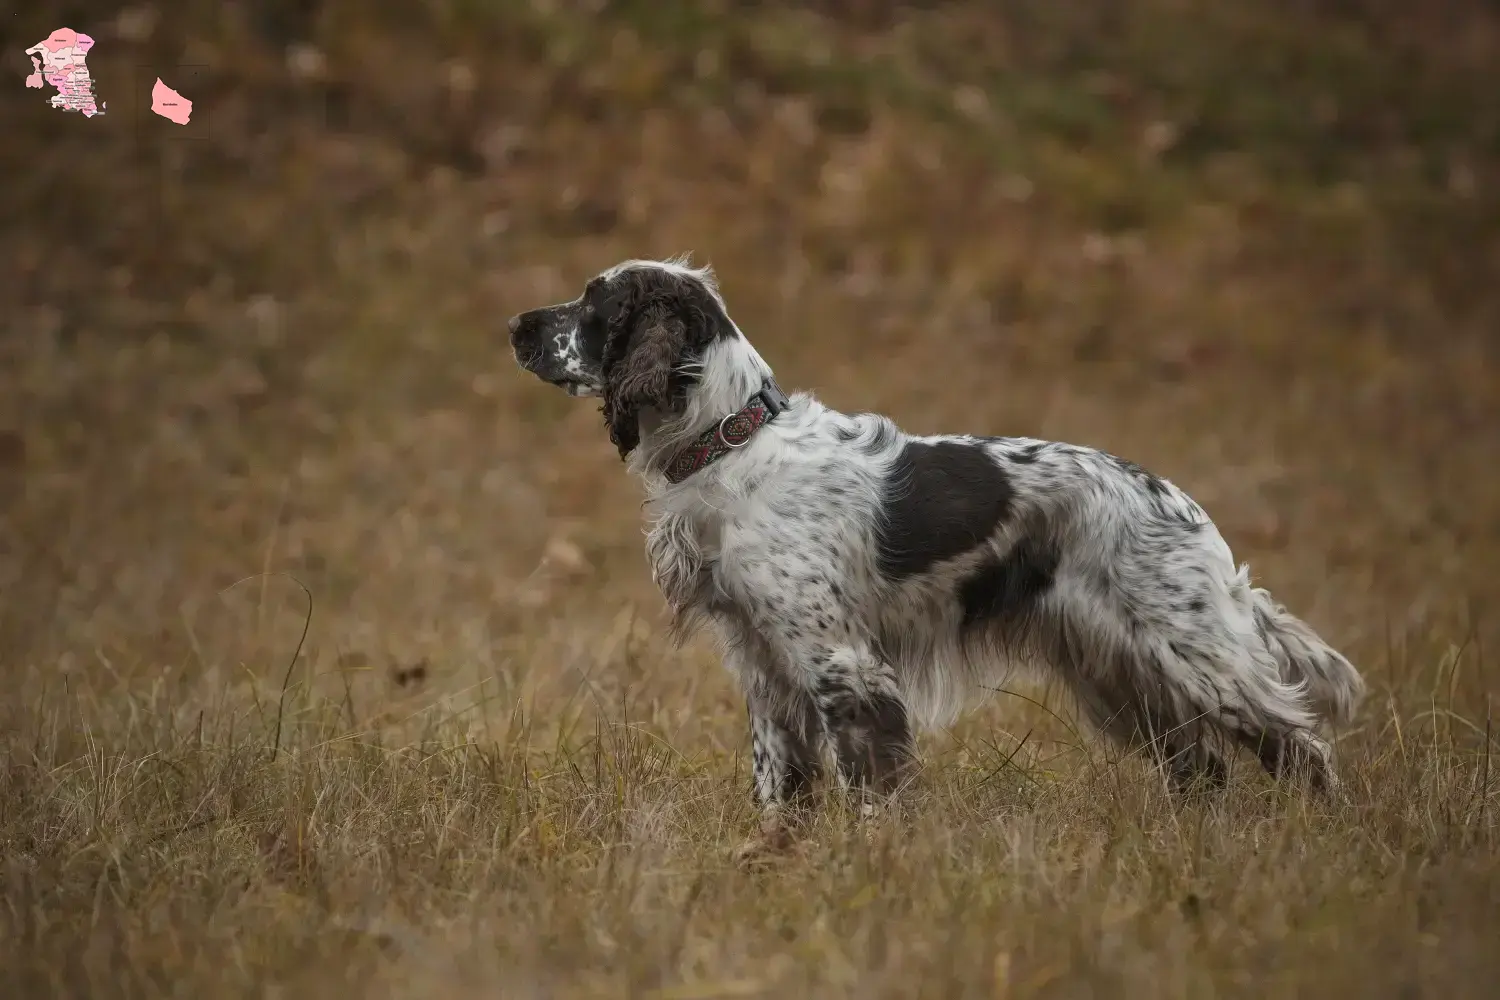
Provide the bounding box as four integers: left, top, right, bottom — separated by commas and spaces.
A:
626, 332, 776, 484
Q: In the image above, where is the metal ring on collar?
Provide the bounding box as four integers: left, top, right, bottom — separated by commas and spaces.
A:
717, 412, 753, 448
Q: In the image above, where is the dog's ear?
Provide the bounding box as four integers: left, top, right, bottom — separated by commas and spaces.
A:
601, 303, 688, 458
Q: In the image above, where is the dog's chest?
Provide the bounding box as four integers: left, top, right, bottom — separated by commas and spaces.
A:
643, 502, 728, 612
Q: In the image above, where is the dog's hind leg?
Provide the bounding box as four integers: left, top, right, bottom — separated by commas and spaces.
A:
1067, 670, 1231, 795
1035, 591, 1336, 795
1098, 622, 1338, 794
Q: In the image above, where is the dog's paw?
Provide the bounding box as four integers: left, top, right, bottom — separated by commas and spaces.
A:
732, 813, 800, 869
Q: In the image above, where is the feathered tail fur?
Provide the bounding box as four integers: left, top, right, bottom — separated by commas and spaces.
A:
1251, 588, 1365, 727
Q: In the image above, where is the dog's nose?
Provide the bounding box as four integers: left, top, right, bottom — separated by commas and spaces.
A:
507, 314, 521, 337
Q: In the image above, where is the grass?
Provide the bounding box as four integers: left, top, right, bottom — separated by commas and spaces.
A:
3, 0, 1500, 996
2, 628, 1496, 997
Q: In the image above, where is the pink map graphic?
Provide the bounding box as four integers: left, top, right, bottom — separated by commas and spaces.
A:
151, 78, 193, 125
24, 27, 104, 117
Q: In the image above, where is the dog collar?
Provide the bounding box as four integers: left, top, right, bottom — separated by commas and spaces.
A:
663, 379, 790, 484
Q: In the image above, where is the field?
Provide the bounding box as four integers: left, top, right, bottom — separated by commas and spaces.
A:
2, 2, 1499, 996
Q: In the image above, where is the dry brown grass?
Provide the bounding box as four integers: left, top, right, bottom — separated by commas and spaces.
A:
2, 632, 1496, 998
3, 1, 1500, 996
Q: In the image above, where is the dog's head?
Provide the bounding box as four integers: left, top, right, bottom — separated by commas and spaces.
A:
509, 258, 736, 457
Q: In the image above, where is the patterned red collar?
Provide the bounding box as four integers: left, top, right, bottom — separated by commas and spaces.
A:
663, 379, 791, 484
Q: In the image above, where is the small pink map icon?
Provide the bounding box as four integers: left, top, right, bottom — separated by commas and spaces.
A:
24, 27, 104, 117
151, 77, 192, 125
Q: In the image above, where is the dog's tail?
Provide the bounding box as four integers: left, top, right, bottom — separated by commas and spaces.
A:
1250, 587, 1364, 727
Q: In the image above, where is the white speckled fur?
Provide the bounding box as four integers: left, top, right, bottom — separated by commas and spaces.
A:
510, 259, 1366, 815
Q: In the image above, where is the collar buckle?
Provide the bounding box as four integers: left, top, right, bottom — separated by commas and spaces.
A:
756, 378, 789, 416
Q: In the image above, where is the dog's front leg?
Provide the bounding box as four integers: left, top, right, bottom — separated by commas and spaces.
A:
744, 674, 822, 855
719, 624, 822, 866
803, 644, 915, 808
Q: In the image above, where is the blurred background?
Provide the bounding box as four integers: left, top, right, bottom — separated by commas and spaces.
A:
4, 0, 1498, 691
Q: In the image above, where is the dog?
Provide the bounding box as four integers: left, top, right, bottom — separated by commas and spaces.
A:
509, 256, 1364, 851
